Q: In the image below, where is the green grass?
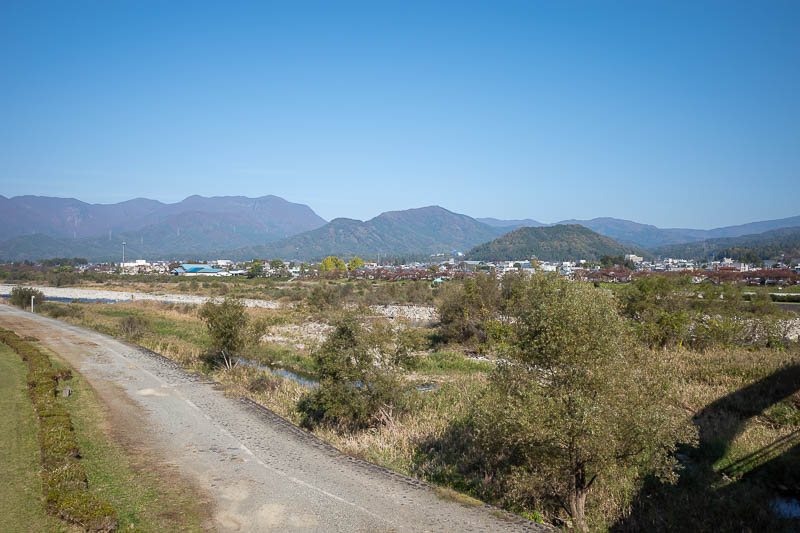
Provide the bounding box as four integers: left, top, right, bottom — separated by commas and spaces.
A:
415, 351, 494, 375
249, 343, 316, 375
94, 307, 211, 346
0, 343, 75, 533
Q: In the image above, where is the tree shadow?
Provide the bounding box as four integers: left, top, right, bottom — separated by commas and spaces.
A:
611, 364, 800, 532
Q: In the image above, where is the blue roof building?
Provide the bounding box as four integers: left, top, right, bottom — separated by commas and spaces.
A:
172, 264, 224, 276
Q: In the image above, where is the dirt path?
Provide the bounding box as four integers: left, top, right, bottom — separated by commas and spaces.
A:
0, 304, 548, 533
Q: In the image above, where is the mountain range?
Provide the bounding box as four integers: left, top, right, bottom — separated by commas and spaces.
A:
0, 194, 798, 262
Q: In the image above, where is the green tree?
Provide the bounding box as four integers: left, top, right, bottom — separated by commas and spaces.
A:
298, 315, 407, 430
247, 260, 264, 279
476, 275, 695, 531
198, 297, 248, 370
347, 256, 365, 271
320, 256, 346, 272
269, 258, 285, 270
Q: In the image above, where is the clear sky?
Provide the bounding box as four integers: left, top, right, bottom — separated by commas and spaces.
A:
1, 1, 798, 229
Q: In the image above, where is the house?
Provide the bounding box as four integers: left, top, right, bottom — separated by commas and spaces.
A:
171, 264, 224, 276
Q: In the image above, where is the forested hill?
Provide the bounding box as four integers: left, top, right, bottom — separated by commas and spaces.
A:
651, 226, 800, 262
467, 224, 648, 262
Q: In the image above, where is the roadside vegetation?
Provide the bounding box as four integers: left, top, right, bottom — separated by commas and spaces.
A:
14, 271, 800, 532
0, 342, 77, 533
0, 329, 118, 531
0, 330, 210, 532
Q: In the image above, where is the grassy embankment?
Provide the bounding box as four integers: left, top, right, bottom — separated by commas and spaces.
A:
34, 298, 800, 531
0, 331, 208, 532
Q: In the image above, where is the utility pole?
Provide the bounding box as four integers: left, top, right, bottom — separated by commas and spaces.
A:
31, 295, 34, 313
122, 241, 126, 266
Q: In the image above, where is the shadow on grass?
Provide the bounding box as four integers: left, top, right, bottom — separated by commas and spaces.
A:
611, 364, 800, 533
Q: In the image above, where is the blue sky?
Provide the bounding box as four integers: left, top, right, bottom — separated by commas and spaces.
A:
1, 1, 798, 229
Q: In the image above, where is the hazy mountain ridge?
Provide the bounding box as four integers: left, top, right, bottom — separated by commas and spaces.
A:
0, 194, 328, 261
477, 217, 545, 228
482, 215, 800, 249
467, 225, 648, 262
651, 226, 800, 261
0, 195, 164, 240
0, 194, 326, 242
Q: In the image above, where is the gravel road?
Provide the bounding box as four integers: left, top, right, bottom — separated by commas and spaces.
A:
0, 304, 548, 532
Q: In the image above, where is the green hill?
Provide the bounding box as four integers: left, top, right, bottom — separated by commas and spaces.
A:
466, 224, 648, 262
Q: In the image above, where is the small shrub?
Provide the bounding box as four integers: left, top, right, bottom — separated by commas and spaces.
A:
42, 303, 84, 319
198, 297, 247, 370
118, 315, 149, 340
10, 286, 45, 309
247, 373, 280, 394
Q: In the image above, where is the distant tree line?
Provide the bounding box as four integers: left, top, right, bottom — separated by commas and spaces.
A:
40, 257, 88, 267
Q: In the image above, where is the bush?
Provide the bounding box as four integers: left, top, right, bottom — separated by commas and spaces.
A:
246, 373, 280, 394
41, 303, 84, 319
298, 315, 408, 431
118, 315, 149, 340
307, 284, 344, 311
10, 286, 45, 309
198, 297, 247, 370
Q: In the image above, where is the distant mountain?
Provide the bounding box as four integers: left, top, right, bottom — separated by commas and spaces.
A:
0, 195, 163, 240
479, 214, 800, 249
689, 215, 800, 240
0, 194, 326, 242
0, 194, 327, 261
552, 218, 702, 249
476, 217, 545, 228
651, 226, 800, 261
467, 224, 648, 262
223, 206, 514, 261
